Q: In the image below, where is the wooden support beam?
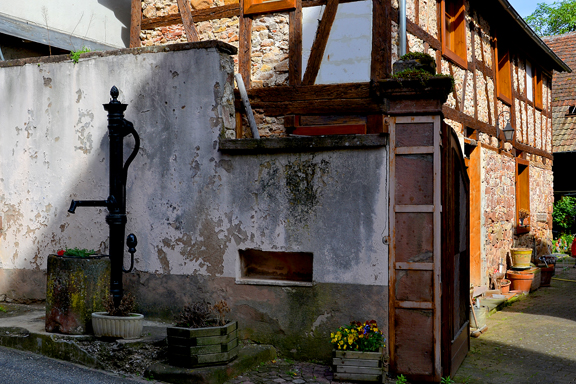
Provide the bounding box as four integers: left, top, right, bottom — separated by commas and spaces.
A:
177, 0, 200, 42
289, 0, 303, 86
130, 0, 142, 48
442, 105, 553, 160
141, 4, 240, 30
302, 0, 339, 85
239, 3, 252, 89
371, 0, 391, 81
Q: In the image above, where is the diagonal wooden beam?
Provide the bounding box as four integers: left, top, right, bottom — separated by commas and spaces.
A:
130, 0, 142, 48
302, 0, 339, 85
177, 0, 200, 42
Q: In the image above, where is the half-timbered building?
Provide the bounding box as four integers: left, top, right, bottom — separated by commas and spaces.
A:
124, 0, 568, 380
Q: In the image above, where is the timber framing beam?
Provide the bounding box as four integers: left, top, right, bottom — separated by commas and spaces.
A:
302, 0, 338, 85
177, 0, 200, 42
141, 4, 241, 30
233, 83, 383, 115
442, 106, 553, 160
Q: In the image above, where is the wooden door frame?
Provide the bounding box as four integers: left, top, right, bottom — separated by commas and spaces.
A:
388, 115, 442, 382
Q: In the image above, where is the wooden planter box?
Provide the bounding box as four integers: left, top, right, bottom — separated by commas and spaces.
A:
167, 321, 238, 368
333, 349, 386, 382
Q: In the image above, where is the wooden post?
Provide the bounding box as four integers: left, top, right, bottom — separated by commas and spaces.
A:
130, 0, 142, 48
177, 0, 200, 42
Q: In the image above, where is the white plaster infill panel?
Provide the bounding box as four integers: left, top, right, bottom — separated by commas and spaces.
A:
302, 1, 372, 84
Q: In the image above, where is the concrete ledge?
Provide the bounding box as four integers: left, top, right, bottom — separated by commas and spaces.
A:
145, 344, 277, 384
219, 134, 388, 154
0, 40, 237, 68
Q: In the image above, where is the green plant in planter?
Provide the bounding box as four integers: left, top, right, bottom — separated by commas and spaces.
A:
399, 52, 435, 64
331, 320, 385, 352
391, 68, 455, 91
57, 247, 96, 257
174, 299, 231, 327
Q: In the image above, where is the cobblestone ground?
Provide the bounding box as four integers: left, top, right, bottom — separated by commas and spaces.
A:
454, 259, 576, 384
224, 357, 395, 384
225, 259, 576, 384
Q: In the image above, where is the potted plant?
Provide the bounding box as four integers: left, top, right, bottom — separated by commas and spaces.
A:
519, 208, 530, 227
331, 320, 386, 382
91, 292, 144, 339
45, 248, 110, 335
167, 300, 238, 368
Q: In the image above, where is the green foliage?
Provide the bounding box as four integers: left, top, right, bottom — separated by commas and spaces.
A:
0, 306, 6, 313
553, 196, 576, 233
441, 377, 455, 384
392, 69, 455, 91
553, 233, 574, 254
525, 0, 576, 36
331, 320, 385, 352
396, 374, 409, 384
59, 247, 96, 257
399, 52, 435, 63
70, 47, 91, 64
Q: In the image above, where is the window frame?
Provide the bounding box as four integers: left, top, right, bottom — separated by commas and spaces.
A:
441, 0, 468, 69
495, 38, 513, 105
243, 0, 296, 15
534, 66, 543, 110
515, 158, 530, 235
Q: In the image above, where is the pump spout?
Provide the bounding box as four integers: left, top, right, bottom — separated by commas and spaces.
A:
68, 196, 117, 214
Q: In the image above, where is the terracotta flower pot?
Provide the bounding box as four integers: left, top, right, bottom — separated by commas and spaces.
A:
506, 270, 534, 293
500, 279, 511, 294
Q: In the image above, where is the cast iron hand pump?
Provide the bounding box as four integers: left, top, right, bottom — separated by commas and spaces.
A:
68, 86, 140, 307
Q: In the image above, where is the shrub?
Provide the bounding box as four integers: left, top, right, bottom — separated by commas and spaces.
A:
553, 196, 576, 233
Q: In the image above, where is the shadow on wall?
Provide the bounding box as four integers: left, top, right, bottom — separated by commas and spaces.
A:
96, 0, 131, 47
0, 46, 225, 301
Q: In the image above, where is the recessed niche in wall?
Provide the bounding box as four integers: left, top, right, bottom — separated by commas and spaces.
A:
238, 249, 313, 286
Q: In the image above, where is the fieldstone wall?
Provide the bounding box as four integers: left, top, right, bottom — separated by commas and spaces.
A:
482, 149, 515, 278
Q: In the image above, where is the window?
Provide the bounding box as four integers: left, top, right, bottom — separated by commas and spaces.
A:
238, 249, 313, 285
534, 66, 543, 110
526, 60, 533, 102
441, 0, 467, 69
516, 158, 530, 234
496, 39, 512, 105
526, 59, 543, 109
244, 0, 296, 15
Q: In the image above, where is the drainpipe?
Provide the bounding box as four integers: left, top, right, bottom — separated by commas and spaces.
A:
399, 0, 406, 57
0, 46, 4, 61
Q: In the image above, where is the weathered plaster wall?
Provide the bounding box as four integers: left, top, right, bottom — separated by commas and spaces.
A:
0, 42, 389, 360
